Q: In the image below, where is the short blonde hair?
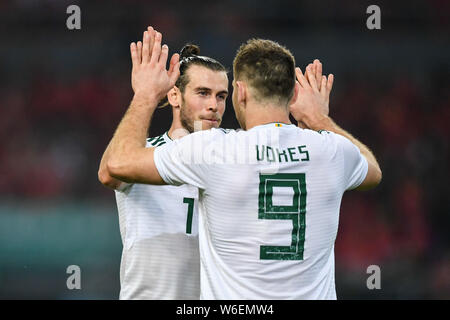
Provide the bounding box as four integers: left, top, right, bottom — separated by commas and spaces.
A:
233, 39, 296, 105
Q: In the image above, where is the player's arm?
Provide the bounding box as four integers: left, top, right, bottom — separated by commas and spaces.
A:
97, 35, 152, 190
103, 26, 180, 185
98, 140, 125, 190
290, 62, 382, 190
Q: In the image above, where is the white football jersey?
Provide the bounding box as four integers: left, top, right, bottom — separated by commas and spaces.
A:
115, 132, 200, 300
153, 123, 368, 300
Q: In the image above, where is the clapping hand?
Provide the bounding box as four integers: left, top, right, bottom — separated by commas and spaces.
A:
130, 26, 180, 103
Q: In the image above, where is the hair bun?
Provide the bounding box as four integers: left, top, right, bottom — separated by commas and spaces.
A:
180, 44, 200, 59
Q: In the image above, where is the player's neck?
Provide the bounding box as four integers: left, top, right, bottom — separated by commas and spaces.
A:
244, 103, 292, 130
167, 116, 189, 140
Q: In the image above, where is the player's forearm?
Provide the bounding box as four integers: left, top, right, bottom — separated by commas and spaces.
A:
107, 93, 158, 174
98, 140, 124, 189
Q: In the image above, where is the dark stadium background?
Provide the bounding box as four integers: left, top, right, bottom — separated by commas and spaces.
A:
0, 0, 448, 299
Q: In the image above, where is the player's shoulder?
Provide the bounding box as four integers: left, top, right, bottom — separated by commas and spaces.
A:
300, 127, 332, 137
303, 127, 337, 141
306, 128, 357, 156
314, 129, 353, 147
216, 128, 234, 134
186, 127, 236, 141
317, 129, 332, 135
210, 127, 236, 138
291, 128, 343, 158
284, 127, 334, 144
146, 132, 170, 148
165, 128, 235, 153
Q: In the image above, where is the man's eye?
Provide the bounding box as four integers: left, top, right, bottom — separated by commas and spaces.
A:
199, 91, 208, 96
218, 95, 226, 100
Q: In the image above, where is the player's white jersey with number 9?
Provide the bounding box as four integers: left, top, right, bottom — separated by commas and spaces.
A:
154, 124, 368, 300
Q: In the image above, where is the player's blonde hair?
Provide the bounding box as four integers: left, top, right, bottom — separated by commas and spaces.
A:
233, 39, 296, 106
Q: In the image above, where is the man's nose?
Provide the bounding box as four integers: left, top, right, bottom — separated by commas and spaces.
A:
207, 97, 218, 112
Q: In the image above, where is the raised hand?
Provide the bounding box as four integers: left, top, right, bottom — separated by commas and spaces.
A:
304, 59, 324, 92
130, 26, 180, 103
289, 61, 334, 130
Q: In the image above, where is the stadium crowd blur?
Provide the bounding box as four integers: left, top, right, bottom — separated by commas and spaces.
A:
0, 0, 448, 298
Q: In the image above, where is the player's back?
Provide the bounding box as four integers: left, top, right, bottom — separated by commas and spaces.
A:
201, 123, 347, 299
155, 123, 367, 299
115, 132, 200, 300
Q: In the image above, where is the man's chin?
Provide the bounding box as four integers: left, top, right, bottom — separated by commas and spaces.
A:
202, 119, 220, 129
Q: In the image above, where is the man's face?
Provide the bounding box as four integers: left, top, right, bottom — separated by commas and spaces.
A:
179, 65, 229, 132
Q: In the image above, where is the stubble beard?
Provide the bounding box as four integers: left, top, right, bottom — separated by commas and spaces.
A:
180, 113, 194, 133
179, 98, 221, 133
179, 97, 196, 133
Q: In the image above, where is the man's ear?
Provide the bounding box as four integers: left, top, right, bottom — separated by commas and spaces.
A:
236, 81, 247, 107
289, 81, 300, 106
167, 86, 180, 108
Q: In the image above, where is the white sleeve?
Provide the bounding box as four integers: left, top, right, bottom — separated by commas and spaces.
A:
334, 133, 369, 190
116, 182, 132, 193
115, 139, 153, 192
153, 131, 211, 189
